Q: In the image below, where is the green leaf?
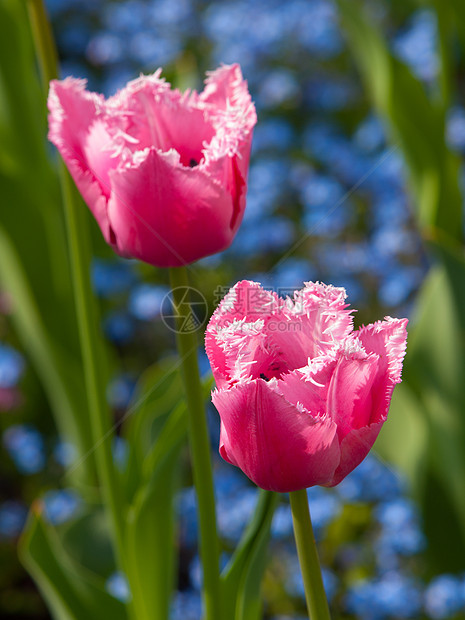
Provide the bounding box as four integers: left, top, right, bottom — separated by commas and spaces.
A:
123, 359, 184, 458
0, 225, 95, 485
122, 359, 213, 501
126, 446, 181, 620
19, 506, 127, 620
221, 490, 279, 620
141, 374, 213, 479
60, 510, 116, 578
121, 357, 184, 502
0, 0, 96, 484
393, 262, 465, 565
336, 0, 463, 241
375, 382, 428, 487
123, 369, 214, 619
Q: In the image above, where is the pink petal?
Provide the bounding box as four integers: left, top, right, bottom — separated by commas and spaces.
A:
202, 153, 248, 232
213, 380, 339, 492
276, 362, 335, 416
110, 74, 216, 167
48, 79, 114, 244
209, 280, 282, 327
325, 422, 384, 487
201, 65, 256, 126
327, 345, 380, 439
206, 281, 286, 387
107, 148, 237, 266
268, 281, 353, 370
356, 317, 408, 424
201, 65, 256, 183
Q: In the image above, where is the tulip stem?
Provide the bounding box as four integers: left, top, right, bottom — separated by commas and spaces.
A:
289, 489, 332, 620
169, 266, 222, 620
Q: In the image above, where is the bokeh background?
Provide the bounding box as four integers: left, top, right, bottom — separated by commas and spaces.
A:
1, 0, 465, 618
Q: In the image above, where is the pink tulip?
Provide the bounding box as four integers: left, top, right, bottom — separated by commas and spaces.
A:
48, 65, 256, 267
205, 280, 407, 492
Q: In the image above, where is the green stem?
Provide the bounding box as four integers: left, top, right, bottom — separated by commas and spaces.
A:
26, 0, 59, 88
27, 1, 134, 615
289, 489, 331, 620
169, 267, 222, 620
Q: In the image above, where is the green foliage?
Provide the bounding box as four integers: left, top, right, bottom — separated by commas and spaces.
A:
126, 446, 180, 620
18, 356, 214, 619
336, 0, 463, 242
119, 357, 213, 619
122, 358, 189, 620
221, 491, 279, 620
337, 0, 465, 569
0, 0, 96, 485
19, 507, 126, 620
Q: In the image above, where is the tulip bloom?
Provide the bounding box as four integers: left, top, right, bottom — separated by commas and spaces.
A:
48, 65, 256, 267
205, 280, 407, 492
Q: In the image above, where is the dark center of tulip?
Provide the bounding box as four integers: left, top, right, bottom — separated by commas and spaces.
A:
258, 360, 289, 382
189, 158, 199, 168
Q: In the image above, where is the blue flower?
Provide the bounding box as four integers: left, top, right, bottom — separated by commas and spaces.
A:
371, 192, 410, 229
102, 0, 148, 33
373, 499, 426, 569
378, 267, 423, 307
146, 0, 194, 30
129, 284, 169, 321
393, 10, 439, 83
86, 33, 124, 66
103, 312, 135, 345
272, 258, 317, 293
307, 487, 341, 537
446, 106, 465, 153
354, 115, 386, 153
243, 157, 289, 222
375, 498, 425, 551
214, 463, 249, 501
128, 31, 181, 68
373, 234, 416, 273
294, 0, 343, 58
3, 425, 45, 474
53, 441, 77, 468
57, 22, 92, 56
106, 571, 131, 603
42, 489, 82, 525
271, 504, 293, 540
0, 344, 25, 388
337, 454, 404, 503
176, 487, 198, 548
112, 436, 129, 471
230, 217, 295, 256
305, 77, 357, 111
346, 572, 422, 619
257, 69, 301, 109
252, 118, 295, 154
315, 242, 373, 276
301, 173, 351, 236
217, 487, 258, 543
424, 574, 465, 619
107, 374, 136, 409
170, 590, 202, 620
0, 501, 28, 538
